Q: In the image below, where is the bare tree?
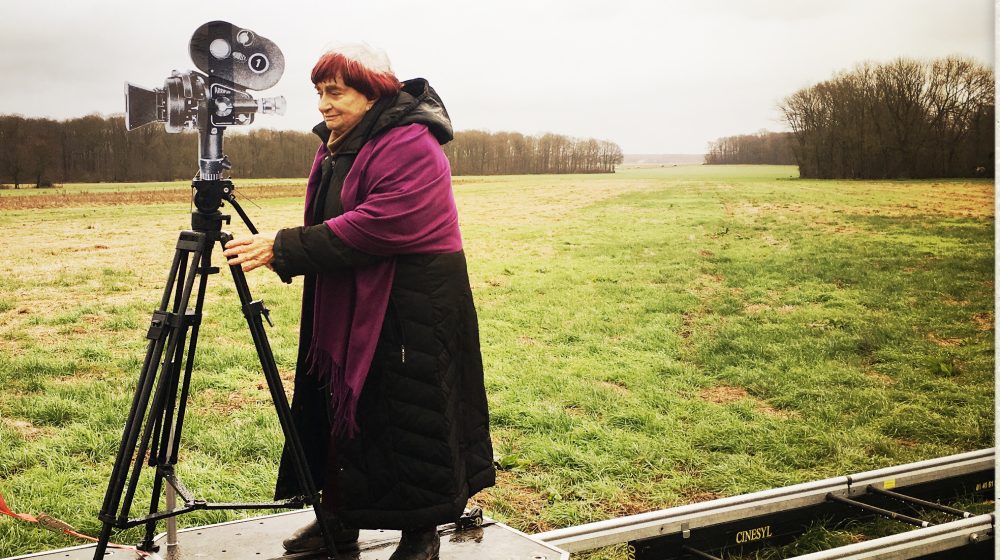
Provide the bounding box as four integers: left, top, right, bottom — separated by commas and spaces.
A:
780, 56, 994, 179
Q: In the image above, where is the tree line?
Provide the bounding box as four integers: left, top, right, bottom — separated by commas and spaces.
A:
442, 130, 623, 175
779, 56, 994, 179
704, 131, 796, 165
0, 115, 623, 187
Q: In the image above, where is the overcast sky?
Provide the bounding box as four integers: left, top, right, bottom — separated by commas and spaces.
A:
0, 0, 993, 153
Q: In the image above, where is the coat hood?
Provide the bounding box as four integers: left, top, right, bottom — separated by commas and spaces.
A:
311, 78, 454, 151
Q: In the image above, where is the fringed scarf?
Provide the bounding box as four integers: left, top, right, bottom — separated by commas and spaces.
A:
302, 123, 462, 437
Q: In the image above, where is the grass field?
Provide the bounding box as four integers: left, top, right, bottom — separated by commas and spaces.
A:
0, 165, 993, 558
0, 178, 307, 197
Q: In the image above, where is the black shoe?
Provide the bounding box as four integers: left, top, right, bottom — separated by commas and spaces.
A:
388, 527, 440, 560
282, 515, 360, 553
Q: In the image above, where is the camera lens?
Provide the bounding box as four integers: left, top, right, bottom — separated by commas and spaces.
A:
209, 39, 231, 59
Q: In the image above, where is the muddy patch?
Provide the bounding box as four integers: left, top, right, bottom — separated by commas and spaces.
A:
863, 370, 895, 385
927, 332, 962, 347
476, 471, 553, 533
598, 380, 629, 394
698, 385, 795, 419
4, 418, 47, 440
972, 312, 993, 331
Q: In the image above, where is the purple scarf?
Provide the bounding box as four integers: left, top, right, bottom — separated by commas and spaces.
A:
302, 123, 462, 436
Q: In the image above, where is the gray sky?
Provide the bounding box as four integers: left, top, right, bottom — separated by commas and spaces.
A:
0, 0, 993, 153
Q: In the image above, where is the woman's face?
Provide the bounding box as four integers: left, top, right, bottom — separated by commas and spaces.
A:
316, 74, 375, 137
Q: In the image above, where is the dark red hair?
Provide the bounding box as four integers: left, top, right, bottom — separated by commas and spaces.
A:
311, 52, 401, 100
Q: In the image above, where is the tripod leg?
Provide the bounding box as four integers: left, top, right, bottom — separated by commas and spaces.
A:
94, 238, 187, 558
93, 232, 207, 559
148, 252, 191, 464
168, 247, 215, 465
142, 242, 214, 547
219, 234, 339, 560
140, 338, 186, 550
119, 235, 205, 523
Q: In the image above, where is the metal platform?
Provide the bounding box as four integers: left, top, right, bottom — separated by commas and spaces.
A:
6, 510, 569, 560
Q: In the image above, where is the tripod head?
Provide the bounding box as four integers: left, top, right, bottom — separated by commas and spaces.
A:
123, 21, 285, 232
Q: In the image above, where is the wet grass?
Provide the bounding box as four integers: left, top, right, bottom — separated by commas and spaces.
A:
0, 165, 993, 557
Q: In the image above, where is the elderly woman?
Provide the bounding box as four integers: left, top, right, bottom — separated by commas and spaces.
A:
223, 44, 494, 560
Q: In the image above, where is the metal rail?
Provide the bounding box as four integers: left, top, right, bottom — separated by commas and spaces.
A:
533, 448, 994, 553
866, 485, 974, 518
825, 493, 931, 528
786, 514, 994, 560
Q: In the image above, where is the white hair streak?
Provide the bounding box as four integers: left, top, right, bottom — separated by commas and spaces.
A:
321, 41, 394, 75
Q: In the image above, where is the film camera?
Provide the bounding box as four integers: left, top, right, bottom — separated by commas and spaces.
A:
125, 21, 285, 186
96, 22, 341, 559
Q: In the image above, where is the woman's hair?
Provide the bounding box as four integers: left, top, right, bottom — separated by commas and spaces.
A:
311, 43, 401, 100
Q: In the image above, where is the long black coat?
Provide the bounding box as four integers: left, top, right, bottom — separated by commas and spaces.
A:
270, 80, 495, 529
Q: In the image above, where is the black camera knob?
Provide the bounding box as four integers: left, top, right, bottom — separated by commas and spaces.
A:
247, 53, 270, 74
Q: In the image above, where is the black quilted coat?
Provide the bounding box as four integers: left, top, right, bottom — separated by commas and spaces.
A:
270, 79, 495, 529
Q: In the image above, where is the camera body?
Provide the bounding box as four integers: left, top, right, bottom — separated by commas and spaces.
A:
127, 21, 285, 132
124, 21, 285, 226
124, 21, 286, 181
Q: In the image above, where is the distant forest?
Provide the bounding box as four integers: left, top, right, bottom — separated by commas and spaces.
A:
706, 57, 993, 179
705, 131, 796, 165
445, 130, 622, 175
0, 115, 623, 187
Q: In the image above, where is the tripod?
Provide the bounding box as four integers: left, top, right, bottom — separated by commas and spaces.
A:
93, 178, 338, 559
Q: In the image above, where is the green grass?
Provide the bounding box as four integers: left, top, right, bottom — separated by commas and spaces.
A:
0, 165, 993, 557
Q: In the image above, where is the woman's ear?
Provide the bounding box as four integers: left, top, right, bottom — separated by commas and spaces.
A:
366, 98, 377, 110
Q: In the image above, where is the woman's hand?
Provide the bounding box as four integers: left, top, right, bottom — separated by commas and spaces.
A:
223, 232, 276, 272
